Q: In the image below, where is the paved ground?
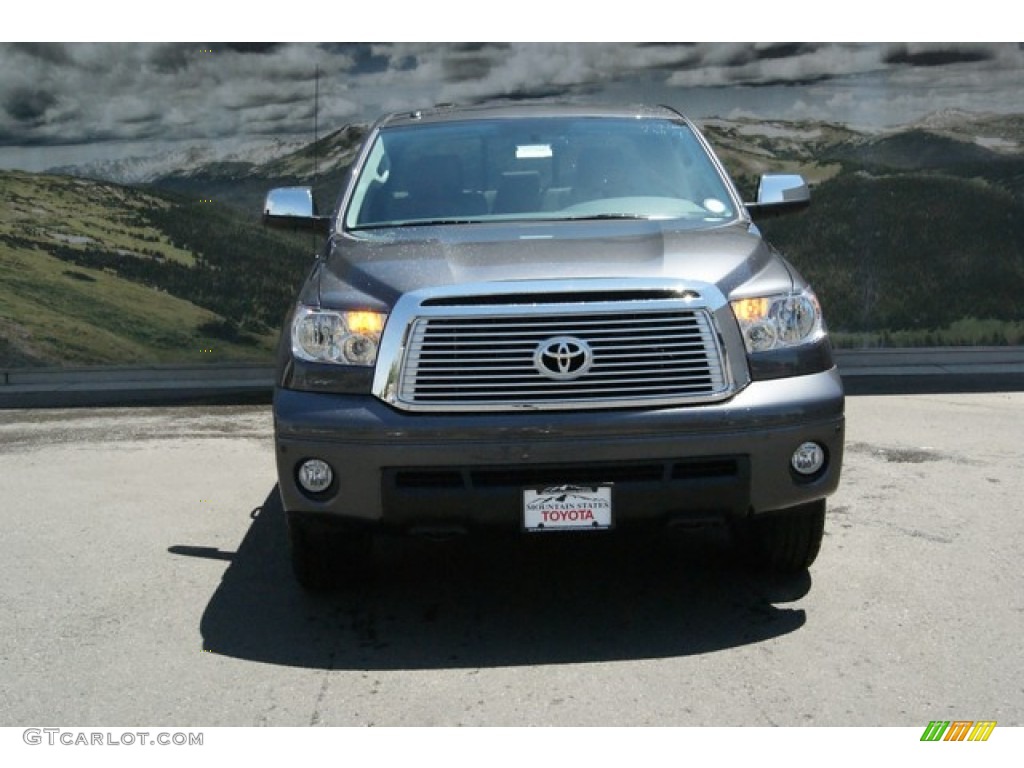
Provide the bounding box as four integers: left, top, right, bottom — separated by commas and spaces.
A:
0, 393, 1022, 727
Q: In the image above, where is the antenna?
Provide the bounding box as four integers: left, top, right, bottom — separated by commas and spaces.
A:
313, 65, 320, 184
311, 66, 323, 250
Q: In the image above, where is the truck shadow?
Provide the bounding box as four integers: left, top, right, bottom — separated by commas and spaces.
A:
187, 486, 810, 669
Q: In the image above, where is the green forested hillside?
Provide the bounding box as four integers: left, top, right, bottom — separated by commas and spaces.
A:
702, 116, 1024, 345
760, 172, 1024, 343
0, 171, 317, 367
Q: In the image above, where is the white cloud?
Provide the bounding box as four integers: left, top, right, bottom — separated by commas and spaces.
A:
1, 41, 1023, 168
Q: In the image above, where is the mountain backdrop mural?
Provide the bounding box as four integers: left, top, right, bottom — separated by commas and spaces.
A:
2, 43, 1023, 367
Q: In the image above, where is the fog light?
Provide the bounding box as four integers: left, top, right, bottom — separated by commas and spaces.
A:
791, 442, 826, 476
298, 459, 333, 493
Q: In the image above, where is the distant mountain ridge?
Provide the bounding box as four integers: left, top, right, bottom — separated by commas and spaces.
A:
825, 130, 1015, 172
44, 110, 1024, 201
137, 126, 367, 215
700, 111, 1024, 193
46, 136, 309, 185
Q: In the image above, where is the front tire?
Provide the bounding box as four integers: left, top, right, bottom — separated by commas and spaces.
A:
732, 499, 826, 573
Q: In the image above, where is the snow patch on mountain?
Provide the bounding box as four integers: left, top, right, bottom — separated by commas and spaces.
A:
47, 137, 308, 184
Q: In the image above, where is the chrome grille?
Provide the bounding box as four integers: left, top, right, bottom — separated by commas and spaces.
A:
393, 304, 730, 410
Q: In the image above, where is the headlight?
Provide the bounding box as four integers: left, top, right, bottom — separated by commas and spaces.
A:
731, 289, 824, 354
291, 306, 387, 366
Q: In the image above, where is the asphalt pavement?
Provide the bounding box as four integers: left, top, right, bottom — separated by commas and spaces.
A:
1, 391, 1022, 727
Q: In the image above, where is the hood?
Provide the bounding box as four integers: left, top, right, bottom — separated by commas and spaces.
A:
316, 219, 796, 309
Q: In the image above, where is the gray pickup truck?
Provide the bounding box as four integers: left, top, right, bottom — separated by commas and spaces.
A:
264, 103, 844, 590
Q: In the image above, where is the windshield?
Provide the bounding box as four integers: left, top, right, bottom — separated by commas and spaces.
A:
343, 116, 738, 230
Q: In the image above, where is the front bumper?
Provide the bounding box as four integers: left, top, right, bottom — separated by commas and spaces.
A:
273, 367, 845, 531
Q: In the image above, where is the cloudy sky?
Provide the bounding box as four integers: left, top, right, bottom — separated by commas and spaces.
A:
2, 41, 1023, 171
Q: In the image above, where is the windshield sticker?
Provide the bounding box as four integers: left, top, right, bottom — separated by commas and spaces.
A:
516, 144, 553, 159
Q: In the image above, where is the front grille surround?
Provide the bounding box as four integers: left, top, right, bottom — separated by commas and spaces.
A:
372, 281, 742, 412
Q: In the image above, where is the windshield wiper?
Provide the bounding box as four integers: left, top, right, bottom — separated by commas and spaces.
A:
556, 213, 653, 221
387, 218, 483, 228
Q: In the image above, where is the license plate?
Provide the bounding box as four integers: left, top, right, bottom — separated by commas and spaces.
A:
523, 485, 613, 532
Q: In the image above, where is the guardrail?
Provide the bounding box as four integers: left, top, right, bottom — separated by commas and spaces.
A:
2, 348, 1023, 409
835, 347, 1024, 376
834, 347, 1024, 395
0, 363, 275, 408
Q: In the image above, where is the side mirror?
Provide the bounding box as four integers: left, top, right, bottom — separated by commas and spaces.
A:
746, 174, 810, 219
263, 187, 331, 233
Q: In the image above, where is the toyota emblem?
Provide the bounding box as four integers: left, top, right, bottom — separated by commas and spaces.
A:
534, 336, 593, 380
